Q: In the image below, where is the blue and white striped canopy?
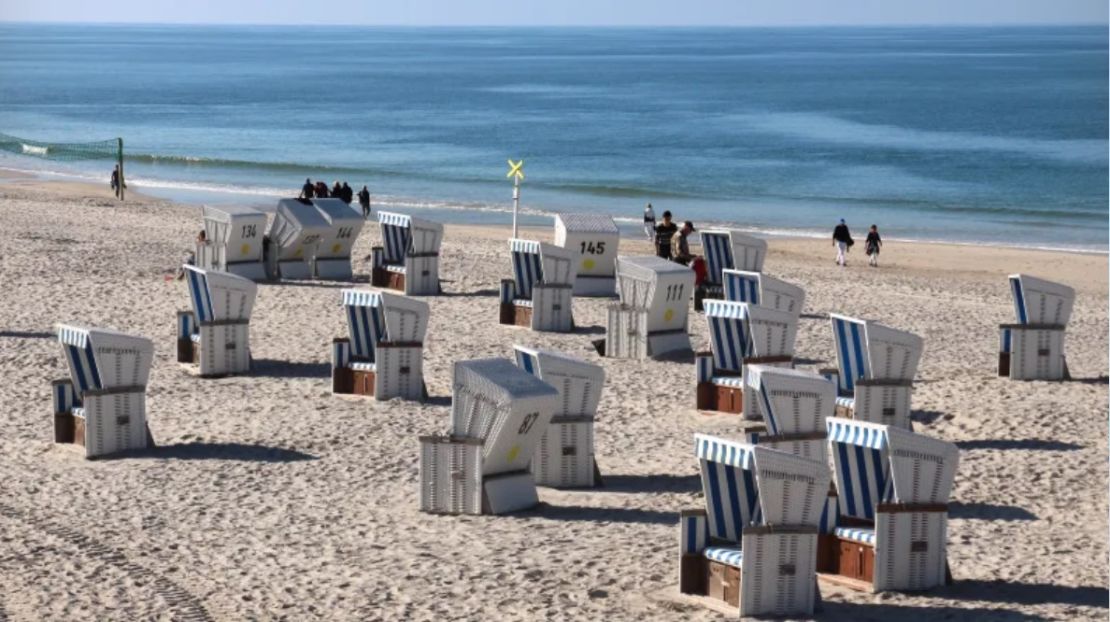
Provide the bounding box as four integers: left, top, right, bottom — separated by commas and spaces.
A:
56, 324, 153, 392
342, 289, 388, 361
695, 434, 759, 541
830, 314, 870, 394
185, 266, 216, 323
509, 238, 545, 300
723, 270, 760, 304
704, 300, 752, 373
701, 232, 735, 286
827, 417, 891, 520
378, 211, 413, 263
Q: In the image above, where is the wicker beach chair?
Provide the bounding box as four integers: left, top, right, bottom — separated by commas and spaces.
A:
695, 301, 796, 415
196, 205, 267, 281
419, 358, 559, 515
603, 255, 695, 359
821, 314, 922, 430
176, 265, 257, 377
678, 435, 829, 617
51, 325, 155, 459
694, 229, 767, 311
553, 212, 620, 297
513, 345, 605, 488
721, 269, 805, 318
818, 417, 958, 593
371, 211, 444, 295
998, 274, 1074, 380
312, 198, 365, 280
267, 198, 331, 280
331, 288, 429, 402
499, 238, 576, 332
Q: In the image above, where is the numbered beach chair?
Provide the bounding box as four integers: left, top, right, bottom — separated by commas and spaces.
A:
822, 314, 922, 430
331, 288, 429, 402
513, 345, 605, 488
419, 358, 559, 515
722, 269, 805, 318
499, 238, 576, 332
604, 256, 695, 359
371, 211, 444, 295
998, 274, 1073, 380
678, 435, 829, 618
51, 325, 155, 459
695, 301, 797, 415
312, 198, 365, 280
196, 205, 267, 281
176, 265, 257, 377
694, 229, 767, 311
819, 417, 958, 593
267, 199, 331, 280
553, 213, 619, 297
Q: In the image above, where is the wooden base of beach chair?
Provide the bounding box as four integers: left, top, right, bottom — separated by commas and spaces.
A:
695, 382, 744, 414
998, 352, 1011, 377
332, 366, 354, 394
176, 338, 194, 364
54, 412, 156, 458
679, 555, 743, 608
499, 303, 533, 328
350, 369, 377, 396
372, 266, 406, 292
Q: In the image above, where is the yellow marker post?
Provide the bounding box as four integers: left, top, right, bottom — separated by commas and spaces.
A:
507, 159, 524, 238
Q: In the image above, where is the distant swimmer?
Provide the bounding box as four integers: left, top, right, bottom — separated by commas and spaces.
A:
866, 224, 882, 267
643, 203, 656, 241
300, 178, 315, 199
832, 218, 853, 267
358, 185, 371, 218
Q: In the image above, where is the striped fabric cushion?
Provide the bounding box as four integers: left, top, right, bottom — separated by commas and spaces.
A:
383, 263, 406, 274
834, 526, 876, 545
72, 407, 86, 419
513, 298, 534, 308
712, 376, 745, 389
835, 396, 855, 410
349, 361, 377, 372
703, 546, 743, 568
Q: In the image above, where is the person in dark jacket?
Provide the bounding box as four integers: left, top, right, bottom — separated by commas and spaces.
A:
300, 178, 315, 199
341, 182, 354, 205
315, 181, 329, 198
832, 218, 853, 267
654, 210, 678, 260
865, 224, 882, 267
358, 186, 371, 218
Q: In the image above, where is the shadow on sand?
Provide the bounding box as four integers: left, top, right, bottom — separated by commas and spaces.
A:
0, 330, 54, 340
955, 439, 1082, 451
250, 359, 331, 379
600, 473, 701, 495
948, 501, 1037, 522
138, 442, 317, 463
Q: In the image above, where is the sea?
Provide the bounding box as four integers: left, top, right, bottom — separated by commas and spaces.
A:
0, 24, 1106, 251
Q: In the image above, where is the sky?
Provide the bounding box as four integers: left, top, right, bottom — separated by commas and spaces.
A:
0, 0, 1106, 26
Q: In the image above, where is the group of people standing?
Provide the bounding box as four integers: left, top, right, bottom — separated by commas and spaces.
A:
642, 203, 697, 266
832, 219, 883, 267
300, 178, 372, 218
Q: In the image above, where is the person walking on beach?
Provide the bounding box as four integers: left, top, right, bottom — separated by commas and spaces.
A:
674, 220, 696, 265
110, 165, 126, 199
865, 224, 882, 267
643, 203, 656, 241
832, 218, 853, 267
654, 210, 678, 260
300, 178, 315, 200
358, 185, 371, 219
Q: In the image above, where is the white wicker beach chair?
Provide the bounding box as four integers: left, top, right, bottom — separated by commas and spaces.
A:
196, 205, 267, 281
998, 274, 1074, 380
742, 365, 833, 462
695, 300, 796, 415
604, 256, 695, 359
678, 435, 829, 617
51, 325, 155, 459
267, 199, 332, 280
722, 269, 805, 318
176, 265, 257, 377
419, 359, 559, 515
311, 198, 365, 280
553, 213, 620, 297
499, 238, 576, 332
331, 288, 429, 402
694, 229, 767, 311
821, 314, 922, 430
819, 417, 958, 593
513, 345, 605, 488
371, 211, 444, 295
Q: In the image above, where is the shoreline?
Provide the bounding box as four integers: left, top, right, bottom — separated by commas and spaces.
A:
1, 163, 1106, 257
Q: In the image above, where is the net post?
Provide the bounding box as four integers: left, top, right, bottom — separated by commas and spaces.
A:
117, 137, 125, 201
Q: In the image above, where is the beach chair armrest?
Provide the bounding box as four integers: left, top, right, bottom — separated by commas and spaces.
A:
331, 337, 351, 371
680, 509, 709, 555
695, 351, 715, 383
51, 378, 78, 414
499, 279, 516, 304
176, 310, 196, 339
371, 246, 384, 269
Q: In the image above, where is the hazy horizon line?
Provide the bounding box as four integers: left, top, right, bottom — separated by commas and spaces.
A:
0, 19, 1106, 28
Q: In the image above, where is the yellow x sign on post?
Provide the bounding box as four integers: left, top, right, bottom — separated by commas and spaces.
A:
507, 159, 524, 182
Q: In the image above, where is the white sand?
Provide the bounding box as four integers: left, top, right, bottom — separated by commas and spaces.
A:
0, 180, 1106, 621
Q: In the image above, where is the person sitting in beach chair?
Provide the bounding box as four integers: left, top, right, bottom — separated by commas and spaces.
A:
331, 288, 429, 402
998, 274, 1074, 381
678, 435, 830, 617
513, 345, 605, 488
603, 255, 695, 360
819, 417, 958, 593
51, 325, 155, 459
820, 314, 922, 430
371, 211, 444, 296
694, 229, 767, 311
499, 238, 577, 332
418, 358, 559, 515
722, 269, 806, 318
176, 265, 258, 378
695, 300, 797, 415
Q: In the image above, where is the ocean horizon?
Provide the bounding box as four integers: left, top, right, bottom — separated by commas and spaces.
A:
0, 23, 1106, 251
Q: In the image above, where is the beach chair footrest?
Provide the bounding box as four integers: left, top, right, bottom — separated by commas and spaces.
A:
350, 369, 377, 397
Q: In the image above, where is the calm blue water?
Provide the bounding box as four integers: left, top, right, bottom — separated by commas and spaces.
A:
0, 24, 1106, 250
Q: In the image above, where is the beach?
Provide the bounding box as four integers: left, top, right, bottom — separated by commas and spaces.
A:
0, 178, 1106, 621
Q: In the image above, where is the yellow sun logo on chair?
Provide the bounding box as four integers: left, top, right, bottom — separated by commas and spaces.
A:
240, 243, 251, 256
581, 258, 595, 271
331, 242, 342, 254
507, 445, 521, 463
294, 247, 303, 258
664, 308, 675, 322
